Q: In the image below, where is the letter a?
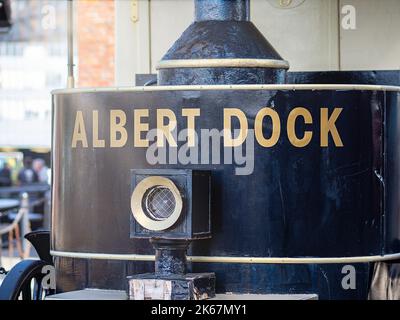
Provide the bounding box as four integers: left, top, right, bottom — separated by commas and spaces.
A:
71, 111, 88, 148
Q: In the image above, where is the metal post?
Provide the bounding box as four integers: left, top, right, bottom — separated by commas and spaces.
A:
20, 193, 30, 255
150, 239, 190, 276
67, 0, 75, 88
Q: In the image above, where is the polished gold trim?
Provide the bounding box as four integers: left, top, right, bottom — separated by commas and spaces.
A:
131, 176, 183, 231
50, 250, 400, 264
52, 84, 400, 95
156, 59, 290, 70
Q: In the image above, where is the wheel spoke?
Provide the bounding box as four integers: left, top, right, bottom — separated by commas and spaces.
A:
34, 277, 44, 300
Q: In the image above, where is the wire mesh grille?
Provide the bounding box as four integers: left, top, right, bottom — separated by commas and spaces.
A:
144, 186, 176, 221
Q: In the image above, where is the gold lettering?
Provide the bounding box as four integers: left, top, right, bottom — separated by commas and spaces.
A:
92, 110, 105, 148
110, 110, 128, 148
134, 109, 149, 147
321, 108, 344, 147
182, 108, 200, 147
224, 108, 248, 147
255, 108, 281, 148
157, 109, 177, 147
287, 107, 313, 148
71, 111, 88, 148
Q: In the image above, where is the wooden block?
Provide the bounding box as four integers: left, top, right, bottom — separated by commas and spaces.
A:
127, 273, 215, 300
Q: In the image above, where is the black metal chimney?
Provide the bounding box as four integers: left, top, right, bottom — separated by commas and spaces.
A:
195, 0, 250, 21
157, 0, 289, 85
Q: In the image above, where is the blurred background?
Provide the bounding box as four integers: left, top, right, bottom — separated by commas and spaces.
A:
0, 0, 115, 270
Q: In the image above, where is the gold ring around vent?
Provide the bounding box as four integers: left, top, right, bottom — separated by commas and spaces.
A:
131, 176, 183, 231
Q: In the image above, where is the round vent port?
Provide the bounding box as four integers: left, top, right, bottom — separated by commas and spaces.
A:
144, 186, 177, 221
131, 176, 183, 231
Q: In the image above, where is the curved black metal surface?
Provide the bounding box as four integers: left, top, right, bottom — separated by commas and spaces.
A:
0, 260, 50, 300
162, 21, 283, 62
52, 88, 388, 257
51, 86, 400, 299
25, 231, 53, 265
159, 67, 286, 86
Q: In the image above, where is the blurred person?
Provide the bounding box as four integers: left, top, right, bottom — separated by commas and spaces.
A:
33, 158, 49, 184
17, 157, 39, 185
0, 162, 12, 187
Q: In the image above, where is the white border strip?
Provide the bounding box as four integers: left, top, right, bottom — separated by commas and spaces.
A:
52, 84, 400, 95
50, 250, 400, 264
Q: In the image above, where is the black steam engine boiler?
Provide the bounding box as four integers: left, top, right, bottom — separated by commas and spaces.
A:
1, 0, 400, 300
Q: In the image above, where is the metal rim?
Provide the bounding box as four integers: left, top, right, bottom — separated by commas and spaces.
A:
52, 84, 400, 95
156, 58, 290, 70
130, 176, 183, 231
50, 250, 400, 264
